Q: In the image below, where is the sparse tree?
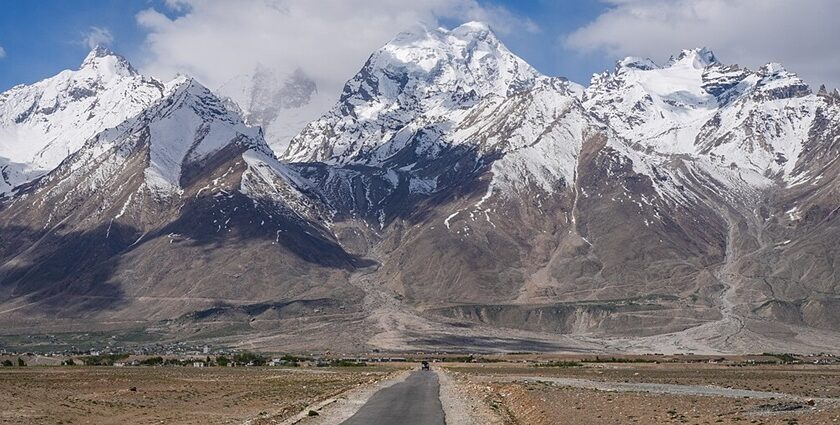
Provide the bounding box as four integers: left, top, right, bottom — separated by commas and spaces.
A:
233, 351, 266, 366
1, 360, 12, 367
140, 356, 164, 366
216, 355, 230, 367
17, 357, 26, 367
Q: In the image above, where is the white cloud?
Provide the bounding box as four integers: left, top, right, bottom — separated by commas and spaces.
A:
565, 0, 840, 88
0, 45, 5, 59
135, 0, 537, 95
82, 26, 114, 50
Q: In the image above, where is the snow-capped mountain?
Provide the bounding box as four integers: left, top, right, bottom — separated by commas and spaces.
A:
1, 24, 840, 355
284, 21, 553, 164
0, 46, 165, 195
0, 48, 326, 224
277, 24, 840, 353
281, 22, 588, 229
0, 51, 361, 334
584, 47, 819, 182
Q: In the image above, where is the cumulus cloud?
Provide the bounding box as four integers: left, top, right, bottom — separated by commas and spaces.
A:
82, 26, 114, 50
135, 0, 538, 95
565, 0, 840, 88
0, 45, 5, 59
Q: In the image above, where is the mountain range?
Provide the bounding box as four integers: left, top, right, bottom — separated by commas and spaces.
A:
1, 22, 839, 354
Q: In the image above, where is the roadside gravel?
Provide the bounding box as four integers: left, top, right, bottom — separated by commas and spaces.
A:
437, 368, 505, 425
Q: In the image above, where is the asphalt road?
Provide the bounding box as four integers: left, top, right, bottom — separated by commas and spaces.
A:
340, 370, 445, 425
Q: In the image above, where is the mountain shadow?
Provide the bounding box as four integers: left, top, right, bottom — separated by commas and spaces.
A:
0, 222, 132, 316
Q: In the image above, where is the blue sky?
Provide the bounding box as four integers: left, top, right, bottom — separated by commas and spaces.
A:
2, 0, 840, 92
0, 1, 166, 89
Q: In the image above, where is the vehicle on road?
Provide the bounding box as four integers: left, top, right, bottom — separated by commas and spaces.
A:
421, 361, 430, 371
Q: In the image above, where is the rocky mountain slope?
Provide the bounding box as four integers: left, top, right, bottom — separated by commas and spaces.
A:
0, 55, 366, 346
1, 23, 839, 354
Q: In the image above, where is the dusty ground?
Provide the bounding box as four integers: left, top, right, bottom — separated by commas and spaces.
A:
444, 363, 840, 425
2, 361, 839, 424
0, 366, 401, 425
451, 362, 840, 398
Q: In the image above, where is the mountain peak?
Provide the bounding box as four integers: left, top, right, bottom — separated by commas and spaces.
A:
390, 20, 497, 49
136, 74, 262, 196
452, 20, 492, 35
615, 56, 658, 72
82, 45, 114, 62
166, 74, 225, 100
667, 47, 718, 68
168, 74, 203, 93
376, 21, 539, 93
759, 62, 789, 75
158, 75, 254, 128
611, 48, 719, 74
79, 45, 138, 76
285, 21, 544, 164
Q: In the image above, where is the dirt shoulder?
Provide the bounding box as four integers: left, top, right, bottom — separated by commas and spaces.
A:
437, 368, 505, 425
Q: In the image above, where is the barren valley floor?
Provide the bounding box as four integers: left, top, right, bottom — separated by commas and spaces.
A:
1, 359, 839, 424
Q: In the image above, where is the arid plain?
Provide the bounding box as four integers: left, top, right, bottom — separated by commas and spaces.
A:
2, 354, 839, 425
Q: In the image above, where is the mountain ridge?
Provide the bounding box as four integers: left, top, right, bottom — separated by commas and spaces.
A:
0, 46, 165, 195
1, 23, 840, 354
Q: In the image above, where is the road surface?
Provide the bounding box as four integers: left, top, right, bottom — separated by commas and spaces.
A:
340, 370, 445, 425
